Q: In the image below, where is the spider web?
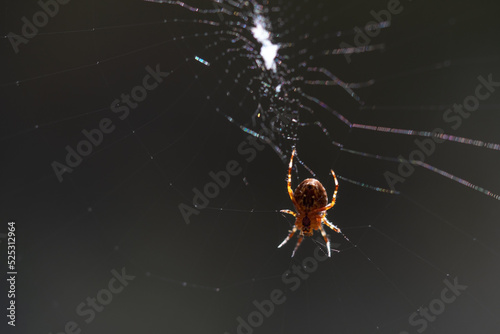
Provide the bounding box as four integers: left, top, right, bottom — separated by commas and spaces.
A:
1, 0, 500, 333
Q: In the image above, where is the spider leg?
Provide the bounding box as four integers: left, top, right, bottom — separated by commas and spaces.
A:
287, 148, 299, 207
322, 217, 341, 233
291, 234, 304, 257
323, 217, 350, 242
312, 170, 339, 213
319, 225, 331, 257
278, 225, 297, 249
280, 209, 297, 217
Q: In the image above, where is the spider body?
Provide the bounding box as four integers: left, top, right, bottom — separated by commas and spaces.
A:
293, 178, 328, 237
279, 149, 342, 257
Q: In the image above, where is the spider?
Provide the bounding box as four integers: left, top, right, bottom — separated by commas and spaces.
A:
278, 148, 343, 257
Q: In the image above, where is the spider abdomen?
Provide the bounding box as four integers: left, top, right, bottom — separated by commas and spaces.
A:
294, 178, 328, 211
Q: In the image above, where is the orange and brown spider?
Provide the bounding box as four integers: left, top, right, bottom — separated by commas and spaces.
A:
278, 148, 342, 257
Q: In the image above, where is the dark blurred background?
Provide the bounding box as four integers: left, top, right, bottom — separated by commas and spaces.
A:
1, 0, 500, 333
